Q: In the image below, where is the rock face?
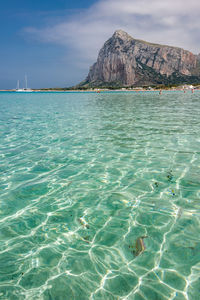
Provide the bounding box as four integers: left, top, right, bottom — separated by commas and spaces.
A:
81, 30, 200, 87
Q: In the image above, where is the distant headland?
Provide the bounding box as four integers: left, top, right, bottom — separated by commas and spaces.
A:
74, 29, 200, 89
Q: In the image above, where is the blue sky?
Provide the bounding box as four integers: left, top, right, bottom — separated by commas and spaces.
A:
1, 0, 200, 89
0, 0, 97, 89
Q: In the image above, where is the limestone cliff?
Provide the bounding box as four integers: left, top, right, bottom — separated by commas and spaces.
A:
81, 30, 200, 87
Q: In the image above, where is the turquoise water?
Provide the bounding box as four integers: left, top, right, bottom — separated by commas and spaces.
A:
0, 91, 200, 300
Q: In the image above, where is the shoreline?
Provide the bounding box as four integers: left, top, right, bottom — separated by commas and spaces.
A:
0, 87, 200, 93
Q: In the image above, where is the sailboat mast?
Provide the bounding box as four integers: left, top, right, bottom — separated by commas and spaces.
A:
25, 74, 27, 90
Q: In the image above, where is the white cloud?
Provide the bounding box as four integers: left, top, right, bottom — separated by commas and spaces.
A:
24, 0, 200, 84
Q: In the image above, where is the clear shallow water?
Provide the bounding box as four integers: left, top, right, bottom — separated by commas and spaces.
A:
0, 91, 200, 300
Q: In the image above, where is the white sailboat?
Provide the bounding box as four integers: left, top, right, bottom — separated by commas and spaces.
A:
16, 75, 33, 92
16, 80, 24, 92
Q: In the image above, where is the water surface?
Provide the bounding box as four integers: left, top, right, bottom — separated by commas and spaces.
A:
0, 91, 200, 299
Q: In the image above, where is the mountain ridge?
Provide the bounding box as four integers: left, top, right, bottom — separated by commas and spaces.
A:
78, 30, 200, 88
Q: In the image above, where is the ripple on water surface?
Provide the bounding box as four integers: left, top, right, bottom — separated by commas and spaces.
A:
0, 91, 200, 299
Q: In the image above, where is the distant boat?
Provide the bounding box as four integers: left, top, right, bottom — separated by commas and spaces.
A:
16, 75, 33, 92
16, 80, 24, 92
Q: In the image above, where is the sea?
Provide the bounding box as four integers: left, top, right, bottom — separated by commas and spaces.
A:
0, 91, 200, 300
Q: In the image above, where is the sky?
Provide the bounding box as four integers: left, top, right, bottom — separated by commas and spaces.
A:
1, 0, 200, 89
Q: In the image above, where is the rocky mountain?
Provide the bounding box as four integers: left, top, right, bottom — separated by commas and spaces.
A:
79, 30, 200, 87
